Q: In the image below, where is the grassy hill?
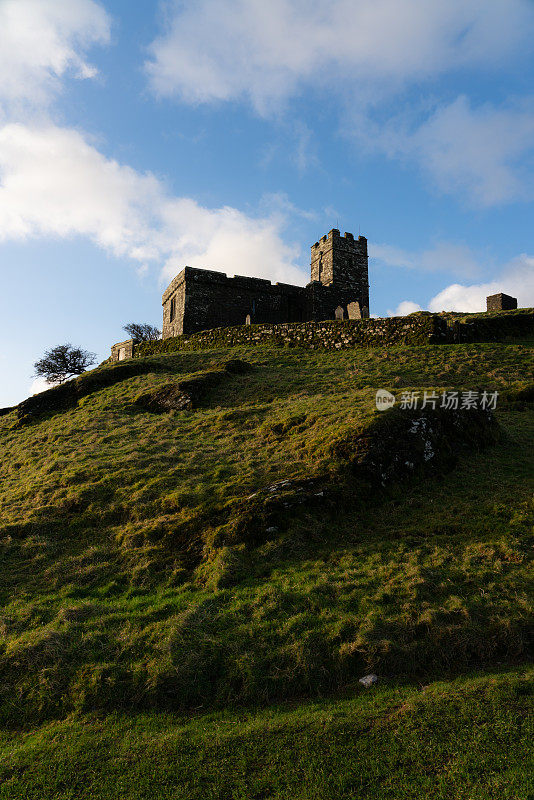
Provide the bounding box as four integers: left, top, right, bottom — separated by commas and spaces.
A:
0, 335, 532, 798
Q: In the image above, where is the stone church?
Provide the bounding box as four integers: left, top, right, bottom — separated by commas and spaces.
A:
161, 228, 370, 338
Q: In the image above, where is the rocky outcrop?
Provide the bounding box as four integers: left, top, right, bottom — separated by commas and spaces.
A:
133, 360, 254, 413
221, 404, 500, 548
330, 404, 500, 485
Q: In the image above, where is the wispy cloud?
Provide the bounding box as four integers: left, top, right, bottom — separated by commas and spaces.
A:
0, 0, 110, 112
372, 240, 484, 278
362, 96, 534, 206
146, 0, 533, 111
146, 0, 534, 205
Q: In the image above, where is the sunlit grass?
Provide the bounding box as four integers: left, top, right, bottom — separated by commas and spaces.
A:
0, 340, 532, 725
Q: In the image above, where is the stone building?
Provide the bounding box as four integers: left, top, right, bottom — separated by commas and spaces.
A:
161, 229, 369, 339
110, 339, 135, 361
486, 293, 517, 312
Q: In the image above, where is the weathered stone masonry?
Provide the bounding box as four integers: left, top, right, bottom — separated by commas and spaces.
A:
110, 221, 529, 362
486, 293, 517, 312
139, 315, 450, 355
162, 268, 308, 338
135, 310, 534, 358
161, 229, 369, 339
110, 339, 135, 361
310, 229, 369, 320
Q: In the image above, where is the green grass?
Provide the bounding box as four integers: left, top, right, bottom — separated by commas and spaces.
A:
0, 339, 533, 796
0, 668, 532, 799
442, 306, 534, 320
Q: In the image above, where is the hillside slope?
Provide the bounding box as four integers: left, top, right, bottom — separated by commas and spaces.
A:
1, 668, 532, 800
0, 337, 533, 798
0, 339, 532, 725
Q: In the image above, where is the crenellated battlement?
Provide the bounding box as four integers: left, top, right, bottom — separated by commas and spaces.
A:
312, 229, 366, 250
309, 228, 369, 318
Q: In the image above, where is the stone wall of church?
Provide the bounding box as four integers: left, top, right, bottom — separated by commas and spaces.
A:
162, 267, 309, 337
161, 230, 370, 339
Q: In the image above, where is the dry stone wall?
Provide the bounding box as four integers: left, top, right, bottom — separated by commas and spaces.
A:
121, 309, 533, 361
452, 310, 533, 342
137, 314, 449, 357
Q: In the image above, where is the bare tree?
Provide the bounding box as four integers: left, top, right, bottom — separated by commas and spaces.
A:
123, 323, 161, 342
34, 344, 96, 385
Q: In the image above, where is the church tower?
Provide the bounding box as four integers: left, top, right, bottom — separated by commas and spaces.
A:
310, 229, 369, 317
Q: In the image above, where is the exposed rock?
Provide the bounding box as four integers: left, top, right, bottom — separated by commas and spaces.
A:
133, 383, 193, 413
15, 358, 256, 425
223, 404, 500, 547
134, 363, 254, 413
176, 370, 227, 406
331, 405, 500, 487
226, 477, 329, 544
359, 674, 378, 687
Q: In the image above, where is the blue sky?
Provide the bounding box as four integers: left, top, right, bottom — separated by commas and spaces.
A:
1, 0, 533, 406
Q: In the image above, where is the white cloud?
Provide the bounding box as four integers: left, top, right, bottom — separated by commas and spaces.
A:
391, 253, 534, 315
414, 98, 534, 206
372, 240, 484, 278
156, 199, 305, 285
0, 123, 162, 252
428, 254, 534, 312
0, 0, 110, 110
146, 0, 534, 112
146, 1, 534, 205
369, 96, 534, 206
388, 300, 422, 317
0, 122, 306, 285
